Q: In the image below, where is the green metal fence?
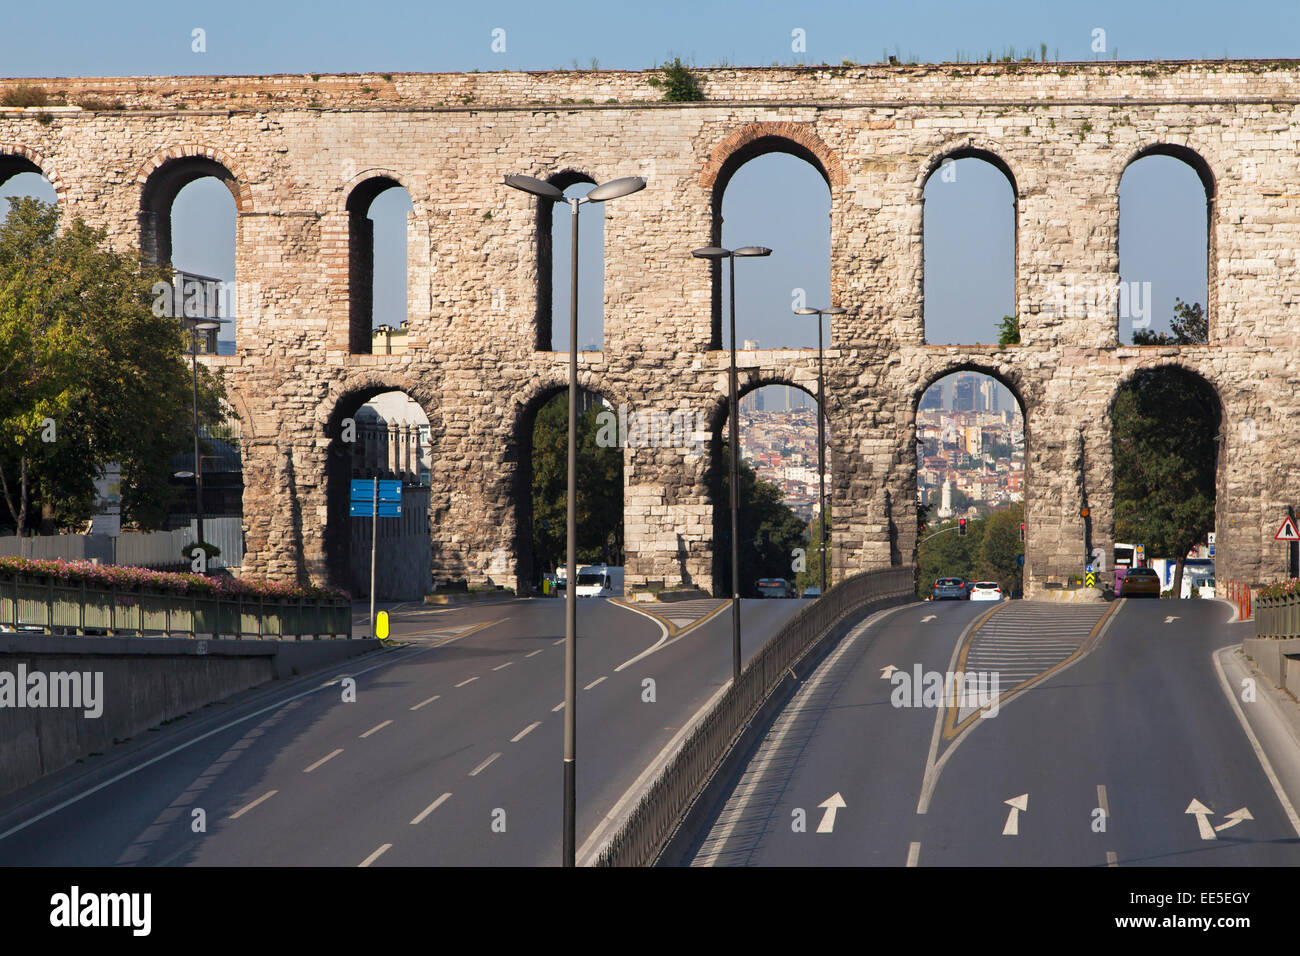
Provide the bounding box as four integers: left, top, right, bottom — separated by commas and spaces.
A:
1255, 593, 1300, 638
1, 574, 352, 639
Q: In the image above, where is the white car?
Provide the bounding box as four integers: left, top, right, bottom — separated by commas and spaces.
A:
969, 581, 1004, 601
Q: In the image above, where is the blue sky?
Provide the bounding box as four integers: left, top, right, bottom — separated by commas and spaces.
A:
1, 0, 1292, 352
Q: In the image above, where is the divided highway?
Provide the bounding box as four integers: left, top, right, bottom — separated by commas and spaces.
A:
689, 598, 1300, 867
0, 596, 804, 866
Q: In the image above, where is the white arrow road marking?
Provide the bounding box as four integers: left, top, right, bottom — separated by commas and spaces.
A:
1164, 616, 1180, 624
1185, 799, 1217, 840
1214, 807, 1253, 832
817, 793, 846, 833
880, 665, 899, 679
1002, 794, 1028, 835
921, 614, 937, 623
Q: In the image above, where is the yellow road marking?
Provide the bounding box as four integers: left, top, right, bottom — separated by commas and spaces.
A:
608, 598, 730, 638
942, 600, 1122, 740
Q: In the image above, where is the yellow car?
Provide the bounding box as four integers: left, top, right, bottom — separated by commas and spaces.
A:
1119, 567, 1162, 598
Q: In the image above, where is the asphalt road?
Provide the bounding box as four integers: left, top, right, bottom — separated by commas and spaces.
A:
0, 595, 805, 866
688, 597, 1300, 866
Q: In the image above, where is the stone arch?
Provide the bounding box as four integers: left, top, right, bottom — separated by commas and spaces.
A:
507, 376, 625, 592
0, 144, 67, 200
705, 376, 826, 596
700, 125, 842, 350
917, 141, 1020, 346
1106, 360, 1225, 586
319, 376, 439, 592
534, 169, 600, 352
344, 172, 418, 354
1114, 142, 1217, 341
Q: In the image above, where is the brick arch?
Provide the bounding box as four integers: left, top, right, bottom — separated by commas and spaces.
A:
339, 167, 427, 222
1105, 357, 1225, 423
699, 122, 845, 191
909, 358, 1035, 422
316, 371, 439, 434
0, 143, 68, 199
133, 145, 253, 211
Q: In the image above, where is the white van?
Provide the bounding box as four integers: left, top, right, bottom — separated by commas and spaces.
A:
559, 563, 624, 597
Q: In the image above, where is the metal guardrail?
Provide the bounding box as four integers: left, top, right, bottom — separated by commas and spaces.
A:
595, 565, 914, 867
1, 574, 351, 639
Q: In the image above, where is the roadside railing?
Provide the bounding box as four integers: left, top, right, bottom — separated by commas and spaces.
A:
1, 573, 351, 639
595, 565, 914, 867
1223, 580, 1256, 622
1254, 591, 1300, 638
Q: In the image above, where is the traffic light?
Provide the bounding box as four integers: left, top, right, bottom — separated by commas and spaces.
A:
958, 518, 967, 537
1020, 523, 1026, 542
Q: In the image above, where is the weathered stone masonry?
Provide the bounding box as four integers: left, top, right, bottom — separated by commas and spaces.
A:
2, 61, 1299, 595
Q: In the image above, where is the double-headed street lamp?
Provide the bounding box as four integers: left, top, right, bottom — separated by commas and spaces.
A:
504, 171, 645, 868
692, 245, 772, 683
794, 305, 844, 594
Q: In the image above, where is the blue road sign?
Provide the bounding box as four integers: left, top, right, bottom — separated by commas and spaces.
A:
1085, 564, 1094, 574
351, 479, 401, 502
1015, 553, 1025, 568
1209, 544, 1215, 556
351, 501, 401, 518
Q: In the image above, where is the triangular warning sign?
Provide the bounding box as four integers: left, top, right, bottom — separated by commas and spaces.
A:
1276, 516, 1300, 541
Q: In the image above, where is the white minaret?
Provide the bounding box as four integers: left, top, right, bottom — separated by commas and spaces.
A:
937, 478, 954, 519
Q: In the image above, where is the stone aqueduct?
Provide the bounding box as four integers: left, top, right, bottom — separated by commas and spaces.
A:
1, 61, 1298, 596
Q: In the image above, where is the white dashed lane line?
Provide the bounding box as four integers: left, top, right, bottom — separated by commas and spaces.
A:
469, 753, 503, 777
584, 676, 607, 690
230, 790, 277, 820
455, 677, 479, 688
303, 749, 343, 773
511, 722, 541, 743
358, 843, 391, 867
525, 649, 544, 658
552, 701, 565, 712
359, 720, 392, 739
410, 793, 452, 825
410, 695, 440, 711
493, 661, 514, 671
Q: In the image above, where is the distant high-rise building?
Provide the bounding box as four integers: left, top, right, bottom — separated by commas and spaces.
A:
953, 377, 976, 412
979, 378, 998, 413
920, 382, 943, 410
753, 388, 765, 411
743, 339, 760, 350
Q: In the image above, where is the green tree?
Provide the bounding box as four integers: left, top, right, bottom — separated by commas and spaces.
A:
1118, 299, 1214, 597
978, 502, 1025, 594
1132, 298, 1207, 346
647, 58, 705, 102
997, 314, 1020, 345
1112, 365, 1217, 599
530, 394, 623, 577
0, 197, 226, 535
796, 503, 832, 592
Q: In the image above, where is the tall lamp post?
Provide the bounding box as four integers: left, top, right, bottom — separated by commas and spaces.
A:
182, 316, 224, 561
504, 172, 645, 868
794, 306, 844, 593
691, 245, 772, 683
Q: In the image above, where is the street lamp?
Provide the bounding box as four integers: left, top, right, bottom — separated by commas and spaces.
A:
794, 305, 845, 593
692, 245, 772, 684
505, 171, 645, 868
181, 316, 225, 566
